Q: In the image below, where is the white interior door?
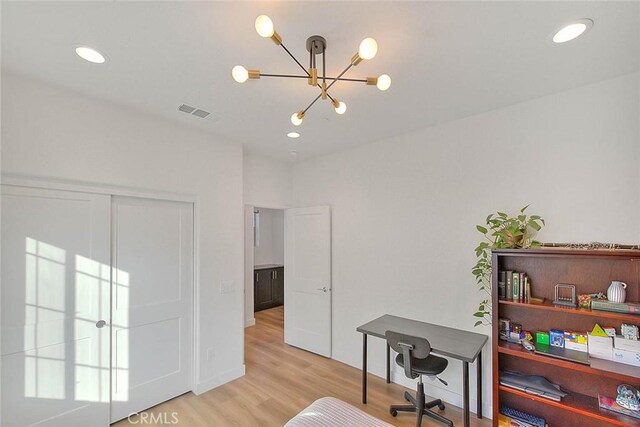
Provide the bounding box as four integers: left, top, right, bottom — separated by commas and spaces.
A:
1, 185, 111, 426
284, 206, 331, 357
110, 196, 193, 422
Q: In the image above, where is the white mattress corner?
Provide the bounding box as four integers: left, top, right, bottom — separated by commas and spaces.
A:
284, 396, 393, 427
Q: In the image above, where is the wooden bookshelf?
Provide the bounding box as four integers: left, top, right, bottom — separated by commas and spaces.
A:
492, 248, 640, 426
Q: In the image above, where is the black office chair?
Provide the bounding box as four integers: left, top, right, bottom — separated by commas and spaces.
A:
385, 330, 454, 427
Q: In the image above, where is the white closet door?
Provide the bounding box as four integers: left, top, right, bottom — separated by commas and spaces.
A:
1, 185, 111, 426
284, 206, 332, 357
110, 196, 193, 422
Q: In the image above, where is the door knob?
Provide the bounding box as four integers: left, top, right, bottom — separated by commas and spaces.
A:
316, 287, 329, 293
95, 320, 107, 328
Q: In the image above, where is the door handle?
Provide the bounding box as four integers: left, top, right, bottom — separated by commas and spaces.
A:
316, 287, 329, 293
95, 320, 107, 329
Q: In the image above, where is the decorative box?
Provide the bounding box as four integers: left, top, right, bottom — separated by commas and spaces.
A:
613, 348, 640, 367
550, 329, 564, 348
564, 331, 588, 352
615, 335, 640, 353
588, 333, 613, 360
536, 331, 549, 346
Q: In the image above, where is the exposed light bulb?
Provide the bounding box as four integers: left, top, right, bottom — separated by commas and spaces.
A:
358, 38, 378, 60
334, 101, 347, 115
376, 74, 391, 91
553, 19, 593, 43
255, 15, 275, 38
75, 46, 106, 64
291, 112, 304, 126
231, 65, 249, 83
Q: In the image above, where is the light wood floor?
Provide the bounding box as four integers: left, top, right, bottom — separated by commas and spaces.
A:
115, 306, 491, 426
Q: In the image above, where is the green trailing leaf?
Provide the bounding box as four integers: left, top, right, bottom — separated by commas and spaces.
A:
474, 321, 483, 327
476, 225, 488, 234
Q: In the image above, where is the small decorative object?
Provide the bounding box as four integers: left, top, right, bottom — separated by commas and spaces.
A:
616, 384, 640, 411
591, 323, 609, 337
553, 284, 577, 307
599, 394, 640, 420
550, 329, 565, 348
578, 292, 607, 309
604, 326, 617, 337
622, 323, 640, 340
607, 281, 628, 303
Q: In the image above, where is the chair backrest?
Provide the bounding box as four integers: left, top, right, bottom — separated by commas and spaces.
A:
385, 330, 432, 380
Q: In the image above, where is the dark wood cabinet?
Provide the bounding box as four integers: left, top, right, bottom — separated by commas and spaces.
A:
254, 265, 284, 312
492, 248, 640, 427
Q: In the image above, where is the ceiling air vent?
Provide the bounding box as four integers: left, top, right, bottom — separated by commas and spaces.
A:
178, 104, 196, 114
178, 104, 212, 119
192, 109, 210, 119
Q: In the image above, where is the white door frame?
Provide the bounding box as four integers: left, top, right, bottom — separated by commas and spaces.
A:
0, 173, 201, 396
243, 203, 288, 330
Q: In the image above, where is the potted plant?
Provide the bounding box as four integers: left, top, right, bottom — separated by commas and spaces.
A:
472, 206, 545, 326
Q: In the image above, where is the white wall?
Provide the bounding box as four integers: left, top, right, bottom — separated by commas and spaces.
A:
292, 72, 640, 416
254, 208, 284, 266
243, 149, 292, 209
1, 71, 245, 393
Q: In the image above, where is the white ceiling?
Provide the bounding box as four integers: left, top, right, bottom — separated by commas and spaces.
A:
2, 1, 639, 161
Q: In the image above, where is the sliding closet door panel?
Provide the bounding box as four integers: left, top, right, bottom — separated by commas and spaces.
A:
1, 185, 111, 427
110, 196, 193, 422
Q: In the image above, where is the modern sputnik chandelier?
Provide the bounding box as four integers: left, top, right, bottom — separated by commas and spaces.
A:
232, 15, 391, 126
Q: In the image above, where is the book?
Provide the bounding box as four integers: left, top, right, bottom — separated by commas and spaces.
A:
519, 272, 525, 302
498, 414, 536, 427
500, 407, 546, 427
598, 394, 640, 420
499, 270, 507, 299
506, 270, 513, 302
512, 272, 520, 302
591, 300, 640, 315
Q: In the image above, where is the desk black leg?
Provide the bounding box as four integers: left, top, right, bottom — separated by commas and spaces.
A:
477, 351, 483, 418
362, 333, 368, 404
386, 343, 391, 383
463, 361, 470, 427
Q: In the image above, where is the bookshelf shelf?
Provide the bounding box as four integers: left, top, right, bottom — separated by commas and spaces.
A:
499, 385, 640, 427
498, 299, 640, 323
492, 248, 640, 426
498, 341, 640, 382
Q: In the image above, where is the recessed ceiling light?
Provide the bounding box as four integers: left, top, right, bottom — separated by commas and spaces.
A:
552, 19, 593, 43
287, 132, 300, 139
75, 46, 106, 64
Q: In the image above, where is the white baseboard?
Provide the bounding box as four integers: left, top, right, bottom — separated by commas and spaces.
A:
391, 372, 492, 419
193, 365, 245, 395
245, 318, 255, 327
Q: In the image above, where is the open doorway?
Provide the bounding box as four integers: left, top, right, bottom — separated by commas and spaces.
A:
244, 206, 285, 335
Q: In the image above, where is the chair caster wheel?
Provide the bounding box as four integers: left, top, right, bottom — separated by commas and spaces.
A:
438, 403, 445, 411
390, 409, 398, 417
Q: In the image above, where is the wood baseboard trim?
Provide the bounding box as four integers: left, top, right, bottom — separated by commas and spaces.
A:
245, 318, 256, 327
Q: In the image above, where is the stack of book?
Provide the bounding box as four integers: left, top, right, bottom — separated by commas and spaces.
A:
499, 271, 533, 303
